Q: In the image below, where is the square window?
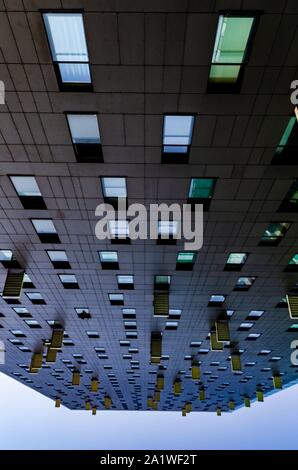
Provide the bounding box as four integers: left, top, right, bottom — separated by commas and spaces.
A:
157, 220, 179, 245
109, 293, 124, 305
26, 292, 46, 305
47, 251, 71, 269
43, 12, 91, 91
154, 275, 171, 291
9, 176, 46, 209
259, 222, 291, 246
67, 114, 102, 162
58, 274, 79, 289
108, 220, 130, 244
234, 277, 256, 291
208, 15, 256, 93
0, 250, 21, 269
162, 115, 195, 163
176, 252, 196, 271
225, 253, 248, 271
99, 251, 119, 269
285, 254, 298, 272
31, 219, 60, 244
101, 177, 127, 209
188, 178, 216, 211
117, 275, 134, 289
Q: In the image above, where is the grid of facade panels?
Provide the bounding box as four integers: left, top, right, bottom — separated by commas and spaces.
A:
0, 1, 298, 414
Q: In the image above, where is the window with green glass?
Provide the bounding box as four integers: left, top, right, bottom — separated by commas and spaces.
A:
188, 178, 215, 199
260, 222, 291, 245
154, 275, 171, 285
276, 117, 296, 154
226, 253, 248, 265
177, 252, 196, 264
289, 254, 298, 265
209, 15, 255, 86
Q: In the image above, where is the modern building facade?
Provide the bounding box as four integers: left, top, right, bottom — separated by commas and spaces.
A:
0, 0, 298, 415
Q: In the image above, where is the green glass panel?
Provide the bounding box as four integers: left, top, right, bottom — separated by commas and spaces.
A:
289, 254, 298, 265
189, 178, 215, 199
227, 253, 247, 264
213, 16, 255, 64
261, 222, 291, 241
177, 252, 196, 263
209, 64, 241, 83
278, 117, 296, 147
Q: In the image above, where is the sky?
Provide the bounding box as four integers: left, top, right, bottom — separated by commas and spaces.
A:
0, 371, 297, 450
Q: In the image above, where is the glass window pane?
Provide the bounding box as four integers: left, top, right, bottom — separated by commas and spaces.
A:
209, 64, 241, 83
99, 251, 118, 262
277, 117, 296, 151
117, 275, 134, 284
58, 62, 90, 83
59, 274, 77, 283
43, 13, 89, 63
212, 16, 255, 64
109, 293, 124, 301
177, 252, 196, 263
189, 178, 215, 199
47, 251, 68, 262
67, 114, 100, 143
289, 254, 298, 265
108, 220, 129, 237
210, 295, 225, 303
10, 176, 41, 196
155, 275, 171, 285
163, 115, 194, 146
26, 292, 43, 300
261, 222, 290, 241
158, 221, 179, 236
0, 250, 13, 261
31, 219, 56, 234
227, 253, 247, 264
102, 177, 127, 198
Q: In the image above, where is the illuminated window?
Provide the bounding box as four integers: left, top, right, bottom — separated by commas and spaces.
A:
59, 274, 79, 289
117, 275, 134, 290
176, 252, 196, 271
247, 310, 264, 320
108, 220, 130, 244
26, 292, 46, 305
99, 251, 119, 269
225, 253, 248, 271
208, 295, 225, 306
101, 177, 127, 210
47, 251, 71, 269
272, 117, 298, 164
208, 14, 256, 92
31, 219, 60, 244
285, 254, 298, 272
234, 276, 256, 291
188, 178, 216, 211
259, 222, 291, 246
67, 114, 102, 162
109, 293, 124, 306
0, 250, 21, 269
43, 12, 91, 91
9, 176, 46, 209
162, 115, 195, 163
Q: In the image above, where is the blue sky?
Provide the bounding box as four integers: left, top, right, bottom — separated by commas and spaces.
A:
0, 371, 297, 450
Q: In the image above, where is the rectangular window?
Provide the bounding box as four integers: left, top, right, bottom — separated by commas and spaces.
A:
0, 250, 21, 269
285, 254, 298, 272
157, 221, 179, 245
59, 274, 79, 289
108, 220, 130, 244
246, 333, 261, 340
101, 177, 127, 210
25, 319, 41, 329
99, 251, 119, 270
176, 251, 196, 271
188, 178, 216, 211
208, 295, 225, 306
23, 274, 34, 289
165, 321, 178, 331
67, 114, 102, 162
10, 330, 26, 338
162, 115, 195, 163
279, 180, 298, 212
272, 117, 298, 164
225, 252, 248, 271
234, 276, 256, 291
109, 293, 124, 305
208, 14, 256, 92
86, 331, 99, 339
124, 321, 137, 330
26, 292, 46, 305
247, 310, 264, 320
31, 219, 60, 244
117, 275, 134, 290
13, 307, 31, 318
75, 308, 91, 320
238, 322, 254, 331
259, 222, 291, 246
9, 176, 46, 210
169, 309, 181, 320
122, 308, 136, 319
47, 250, 71, 269
154, 275, 171, 291
43, 12, 92, 91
